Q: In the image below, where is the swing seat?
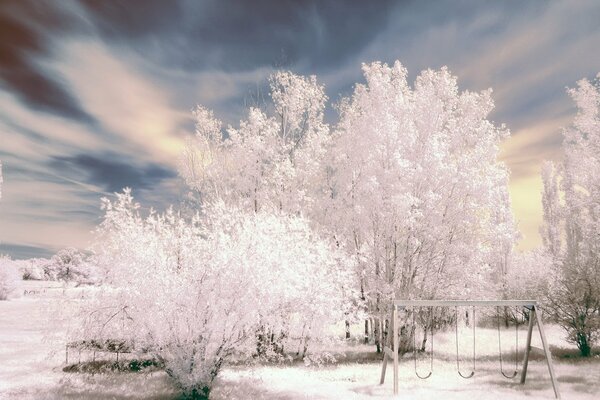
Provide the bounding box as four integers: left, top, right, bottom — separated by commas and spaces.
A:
415, 370, 432, 379
501, 370, 518, 379
413, 308, 434, 380
497, 306, 519, 380
458, 370, 475, 379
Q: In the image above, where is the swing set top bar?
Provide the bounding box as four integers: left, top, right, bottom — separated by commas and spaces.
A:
394, 300, 537, 307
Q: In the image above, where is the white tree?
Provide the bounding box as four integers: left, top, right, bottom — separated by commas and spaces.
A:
327, 61, 516, 350
0, 162, 16, 300
541, 73, 600, 357
505, 249, 552, 309
181, 71, 330, 217
46, 247, 93, 283
75, 189, 353, 398
0, 255, 21, 301
179, 72, 347, 352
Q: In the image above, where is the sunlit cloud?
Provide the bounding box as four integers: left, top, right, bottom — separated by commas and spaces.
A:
48, 40, 191, 165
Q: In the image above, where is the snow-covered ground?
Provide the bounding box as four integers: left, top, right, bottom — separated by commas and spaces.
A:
0, 281, 598, 399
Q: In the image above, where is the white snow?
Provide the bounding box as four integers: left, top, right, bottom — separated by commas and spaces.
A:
0, 281, 598, 399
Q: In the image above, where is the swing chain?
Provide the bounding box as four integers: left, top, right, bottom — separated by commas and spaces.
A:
497, 306, 519, 379
413, 306, 433, 379
455, 306, 476, 379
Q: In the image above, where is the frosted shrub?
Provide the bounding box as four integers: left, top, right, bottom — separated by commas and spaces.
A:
76, 190, 352, 399
46, 247, 95, 284
19, 258, 47, 280
0, 256, 21, 300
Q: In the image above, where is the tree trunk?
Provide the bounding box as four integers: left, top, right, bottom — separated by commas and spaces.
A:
301, 335, 309, 359
398, 322, 414, 354
364, 319, 369, 344
577, 332, 591, 357
374, 318, 381, 353
345, 320, 351, 339
420, 329, 428, 352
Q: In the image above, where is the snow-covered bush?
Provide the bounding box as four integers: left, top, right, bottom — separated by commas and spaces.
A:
0, 255, 21, 300
19, 258, 49, 280
74, 190, 353, 398
46, 247, 94, 283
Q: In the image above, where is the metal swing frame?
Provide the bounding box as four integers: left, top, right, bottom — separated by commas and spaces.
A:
379, 300, 561, 399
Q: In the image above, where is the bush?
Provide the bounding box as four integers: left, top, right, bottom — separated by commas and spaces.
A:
0, 256, 21, 300
73, 191, 354, 399
546, 260, 600, 357
18, 258, 48, 280
46, 248, 93, 283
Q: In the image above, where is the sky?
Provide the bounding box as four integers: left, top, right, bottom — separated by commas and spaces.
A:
0, 0, 599, 259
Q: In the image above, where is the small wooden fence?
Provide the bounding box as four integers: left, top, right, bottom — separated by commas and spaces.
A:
65, 339, 133, 365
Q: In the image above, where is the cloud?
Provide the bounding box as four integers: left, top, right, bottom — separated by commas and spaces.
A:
0, 1, 93, 121
78, 0, 396, 72
0, 35, 191, 258
500, 116, 568, 179
51, 154, 176, 193
47, 40, 192, 165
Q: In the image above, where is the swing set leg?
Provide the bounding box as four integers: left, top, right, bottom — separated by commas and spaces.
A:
536, 308, 561, 399
520, 307, 535, 384
392, 306, 399, 395
380, 315, 389, 385
379, 307, 399, 396
520, 306, 561, 399
380, 353, 388, 384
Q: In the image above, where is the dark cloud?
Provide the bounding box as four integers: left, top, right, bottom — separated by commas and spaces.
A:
79, 0, 396, 72
51, 154, 177, 193
0, 1, 94, 122
1, 0, 396, 128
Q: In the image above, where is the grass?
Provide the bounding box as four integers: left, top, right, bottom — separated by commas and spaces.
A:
63, 358, 163, 374
551, 346, 600, 360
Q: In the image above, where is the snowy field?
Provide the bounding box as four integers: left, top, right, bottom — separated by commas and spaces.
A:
0, 281, 599, 400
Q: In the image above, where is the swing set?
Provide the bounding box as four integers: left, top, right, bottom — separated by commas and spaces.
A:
380, 300, 561, 399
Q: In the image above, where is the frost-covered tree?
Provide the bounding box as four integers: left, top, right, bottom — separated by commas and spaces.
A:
505, 249, 552, 313
18, 258, 49, 281
181, 71, 330, 217
46, 247, 93, 283
182, 63, 515, 352
76, 189, 352, 399
179, 72, 344, 352
327, 62, 515, 349
541, 73, 600, 357
0, 160, 3, 200
0, 255, 21, 300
